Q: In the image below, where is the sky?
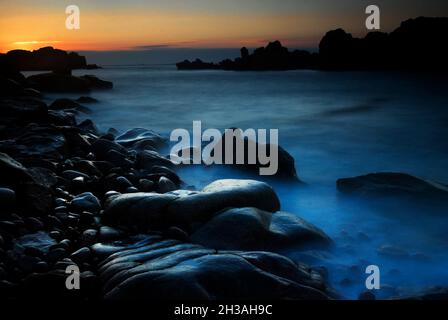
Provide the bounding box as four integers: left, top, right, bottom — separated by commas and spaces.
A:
1, 0, 448, 63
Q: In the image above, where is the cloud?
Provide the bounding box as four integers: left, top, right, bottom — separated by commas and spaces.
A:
13, 40, 61, 45
132, 41, 199, 50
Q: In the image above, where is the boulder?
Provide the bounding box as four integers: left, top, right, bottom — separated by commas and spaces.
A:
103, 179, 280, 230
0, 152, 53, 215
93, 235, 330, 300
209, 130, 299, 180
190, 207, 332, 251
116, 128, 166, 150
337, 172, 448, 200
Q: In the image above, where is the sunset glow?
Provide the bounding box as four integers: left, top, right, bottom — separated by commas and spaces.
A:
1, 0, 447, 52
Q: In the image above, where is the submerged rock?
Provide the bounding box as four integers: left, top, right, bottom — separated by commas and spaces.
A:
337, 172, 448, 200
94, 235, 331, 300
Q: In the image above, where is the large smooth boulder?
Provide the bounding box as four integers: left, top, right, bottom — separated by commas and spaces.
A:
93, 235, 330, 300
190, 207, 332, 251
337, 172, 448, 200
103, 179, 280, 230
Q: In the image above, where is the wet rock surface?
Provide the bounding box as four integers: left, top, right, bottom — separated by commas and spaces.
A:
93, 235, 331, 300
337, 172, 448, 200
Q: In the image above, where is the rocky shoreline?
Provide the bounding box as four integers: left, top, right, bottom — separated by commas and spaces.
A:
1, 64, 448, 301
0, 67, 341, 300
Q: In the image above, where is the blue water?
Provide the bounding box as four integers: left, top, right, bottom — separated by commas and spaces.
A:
51, 66, 448, 299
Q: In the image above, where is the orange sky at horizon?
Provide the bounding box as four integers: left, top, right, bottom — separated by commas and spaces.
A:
0, 5, 364, 53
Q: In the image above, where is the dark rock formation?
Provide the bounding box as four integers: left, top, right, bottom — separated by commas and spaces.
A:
177, 40, 319, 71
93, 235, 331, 300
2, 47, 91, 71
103, 179, 280, 230
177, 17, 448, 71
209, 129, 299, 180
27, 72, 113, 93
337, 172, 448, 200
190, 207, 332, 251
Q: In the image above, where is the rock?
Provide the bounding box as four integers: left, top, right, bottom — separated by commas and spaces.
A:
138, 179, 154, 192
77, 119, 100, 135
98, 226, 122, 242
116, 128, 166, 150
114, 176, 133, 190
191, 208, 332, 252
106, 150, 133, 168
0, 125, 67, 160
76, 96, 98, 103
103, 179, 280, 230
71, 192, 101, 213
15, 232, 56, 255
337, 172, 448, 200
211, 130, 299, 180
27, 72, 112, 92
91, 139, 128, 160
5, 47, 87, 71
0, 188, 16, 214
82, 229, 98, 246
79, 75, 113, 90
70, 247, 91, 263
49, 98, 82, 110
163, 226, 189, 242
157, 176, 177, 193
24, 217, 44, 231
95, 235, 330, 300
135, 150, 174, 170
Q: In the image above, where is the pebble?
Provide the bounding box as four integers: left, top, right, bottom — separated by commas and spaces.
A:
139, 179, 154, 192
82, 229, 98, 245
157, 176, 177, 193
24, 217, 44, 231
116, 176, 133, 188
71, 192, 101, 213
47, 247, 66, 262
70, 247, 91, 263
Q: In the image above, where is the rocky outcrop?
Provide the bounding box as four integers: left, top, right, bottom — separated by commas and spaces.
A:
27, 72, 113, 93
93, 235, 331, 300
337, 172, 448, 200
208, 129, 299, 180
177, 41, 319, 71
2, 47, 93, 71
177, 17, 448, 71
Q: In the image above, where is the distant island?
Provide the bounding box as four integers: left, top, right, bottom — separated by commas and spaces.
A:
0, 46, 99, 72
177, 17, 448, 71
